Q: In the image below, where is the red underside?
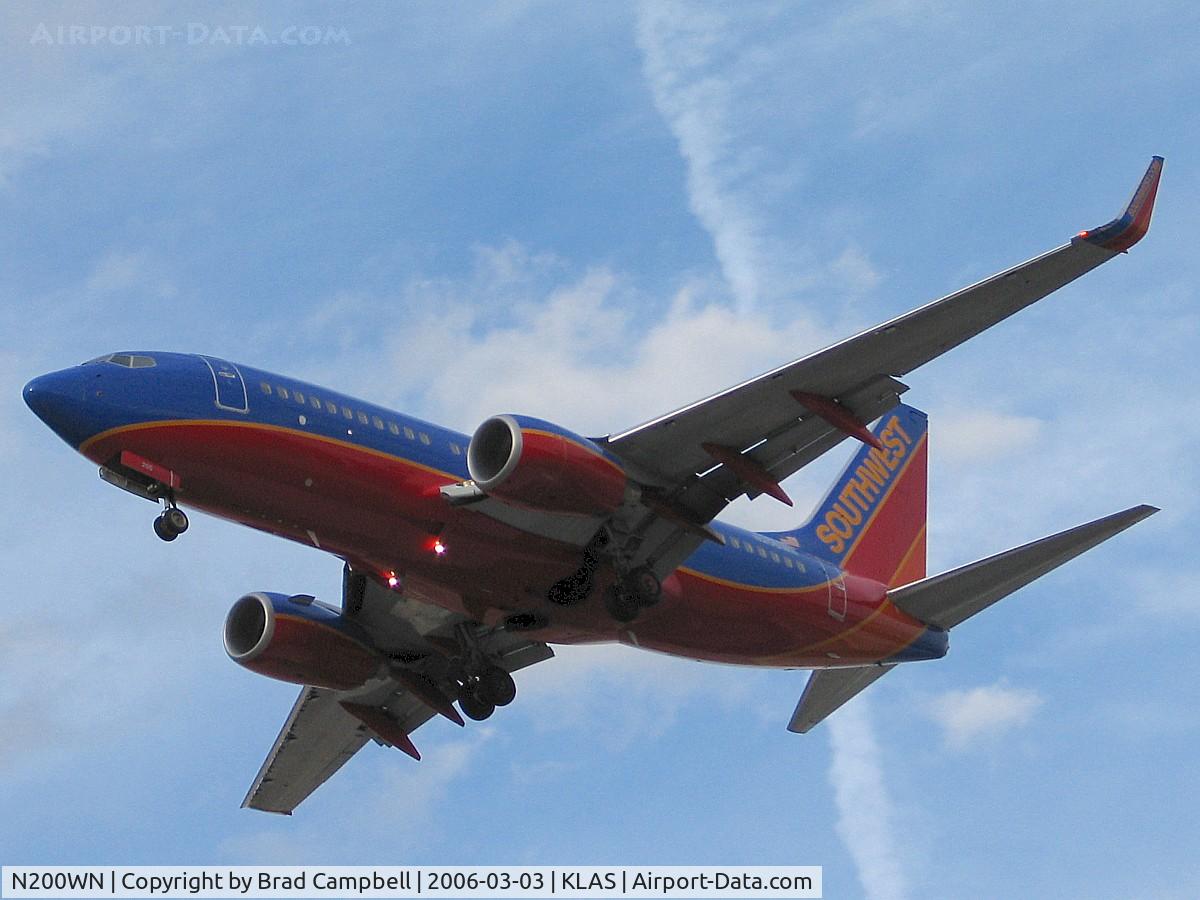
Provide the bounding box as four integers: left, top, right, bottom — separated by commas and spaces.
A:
85, 422, 929, 667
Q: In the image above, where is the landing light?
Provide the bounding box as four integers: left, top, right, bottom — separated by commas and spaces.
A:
433, 540, 447, 557
386, 571, 399, 588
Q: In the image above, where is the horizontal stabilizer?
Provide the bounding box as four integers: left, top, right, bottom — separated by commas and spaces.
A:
889, 505, 1158, 630
787, 664, 896, 734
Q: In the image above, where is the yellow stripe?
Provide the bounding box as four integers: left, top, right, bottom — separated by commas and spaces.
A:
888, 523, 927, 587
80, 418, 459, 481
678, 565, 835, 595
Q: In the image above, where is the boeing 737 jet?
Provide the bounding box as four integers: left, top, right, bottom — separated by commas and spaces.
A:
24, 157, 1163, 813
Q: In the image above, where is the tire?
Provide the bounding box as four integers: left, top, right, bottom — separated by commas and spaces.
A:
625, 565, 661, 606
458, 691, 495, 721
164, 507, 189, 534
153, 515, 177, 542
478, 667, 516, 707
604, 586, 639, 623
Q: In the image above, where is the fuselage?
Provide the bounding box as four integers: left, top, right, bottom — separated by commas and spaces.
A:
24, 351, 946, 668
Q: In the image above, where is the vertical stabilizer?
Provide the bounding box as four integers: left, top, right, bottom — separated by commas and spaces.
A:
765, 404, 928, 586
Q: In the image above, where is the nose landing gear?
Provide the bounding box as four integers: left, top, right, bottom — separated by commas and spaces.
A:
153, 503, 189, 542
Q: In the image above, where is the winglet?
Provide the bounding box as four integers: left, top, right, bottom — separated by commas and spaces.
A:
1077, 156, 1164, 253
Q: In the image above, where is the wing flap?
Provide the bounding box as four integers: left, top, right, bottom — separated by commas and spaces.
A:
787, 665, 897, 734
241, 686, 373, 815
889, 505, 1158, 630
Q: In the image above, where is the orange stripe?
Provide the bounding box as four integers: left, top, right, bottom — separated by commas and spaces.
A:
524, 428, 625, 477
888, 523, 927, 587
80, 418, 459, 481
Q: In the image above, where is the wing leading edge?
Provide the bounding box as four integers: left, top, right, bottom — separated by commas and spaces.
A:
605, 157, 1164, 506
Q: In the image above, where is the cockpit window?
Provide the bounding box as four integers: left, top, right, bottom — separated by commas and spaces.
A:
83, 353, 156, 368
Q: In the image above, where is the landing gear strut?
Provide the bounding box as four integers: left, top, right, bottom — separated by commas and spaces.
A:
153, 502, 189, 542
547, 531, 608, 606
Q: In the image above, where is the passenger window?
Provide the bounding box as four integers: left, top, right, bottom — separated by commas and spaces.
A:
729, 537, 740, 549
343, 406, 353, 419
260, 382, 272, 395
278, 387, 290, 400
771, 552, 780, 563
419, 432, 431, 445
757, 546, 767, 558
310, 396, 321, 410
294, 390, 305, 404
389, 423, 400, 435
744, 543, 754, 555
325, 400, 337, 414
357, 411, 369, 425
449, 443, 462, 455
403, 427, 415, 440
373, 415, 385, 430
783, 557, 793, 569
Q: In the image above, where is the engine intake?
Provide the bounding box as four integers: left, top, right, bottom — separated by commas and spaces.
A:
224, 592, 378, 690
467, 414, 626, 515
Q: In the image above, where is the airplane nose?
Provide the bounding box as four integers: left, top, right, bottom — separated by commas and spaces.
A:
23, 369, 86, 435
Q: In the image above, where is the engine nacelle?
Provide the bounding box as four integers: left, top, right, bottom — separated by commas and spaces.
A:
223, 592, 379, 690
467, 414, 627, 515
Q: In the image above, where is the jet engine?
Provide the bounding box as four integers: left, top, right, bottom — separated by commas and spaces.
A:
467, 414, 627, 515
223, 592, 379, 690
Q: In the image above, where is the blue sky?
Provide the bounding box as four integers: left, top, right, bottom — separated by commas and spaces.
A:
2, 2, 1198, 897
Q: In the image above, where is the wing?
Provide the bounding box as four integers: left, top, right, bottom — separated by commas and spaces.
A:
241, 686, 404, 814
242, 568, 553, 814
606, 157, 1164, 524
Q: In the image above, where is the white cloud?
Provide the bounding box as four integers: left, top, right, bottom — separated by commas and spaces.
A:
827, 696, 909, 900
370, 253, 831, 438
936, 409, 1043, 465
928, 683, 1043, 750
515, 642, 756, 751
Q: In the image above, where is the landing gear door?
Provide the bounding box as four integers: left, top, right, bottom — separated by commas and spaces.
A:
820, 559, 848, 621
199, 356, 248, 413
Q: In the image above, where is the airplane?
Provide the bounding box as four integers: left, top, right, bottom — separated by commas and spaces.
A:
24, 157, 1162, 814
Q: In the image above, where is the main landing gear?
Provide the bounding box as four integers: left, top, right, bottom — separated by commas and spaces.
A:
153, 502, 189, 542
457, 666, 517, 721
547, 528, 664, 623
452, 623, 518, 722
603, 565, 662, 624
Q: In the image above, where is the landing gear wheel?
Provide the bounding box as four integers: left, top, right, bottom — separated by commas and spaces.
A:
604, 586, 640, 623
153, 515, 178, 542
624, 565, 661, 607
458, 688, 495, 721
163, 507, 189, 535
478, 667, 517, 707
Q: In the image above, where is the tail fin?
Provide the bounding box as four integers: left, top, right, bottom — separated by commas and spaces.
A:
767, 404, 928, 586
